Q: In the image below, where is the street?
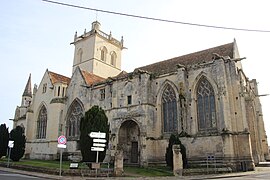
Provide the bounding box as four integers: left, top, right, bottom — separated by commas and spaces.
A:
0, 167, 270, 180
0, 170, 45, 180
210, 172, 270, 180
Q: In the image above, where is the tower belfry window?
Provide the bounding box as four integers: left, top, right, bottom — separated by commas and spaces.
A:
78, 48, 83, 63
101, 46, 107, 61
111, 51, 117, 66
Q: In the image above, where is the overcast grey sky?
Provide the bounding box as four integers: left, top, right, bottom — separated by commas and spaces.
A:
1, 0, 269, 143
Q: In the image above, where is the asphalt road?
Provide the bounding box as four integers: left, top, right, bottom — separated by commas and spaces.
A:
203, 172, 270, 180
0, 170, 46, 180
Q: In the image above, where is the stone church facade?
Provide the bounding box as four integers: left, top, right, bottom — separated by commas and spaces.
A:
13, 21, 269, 171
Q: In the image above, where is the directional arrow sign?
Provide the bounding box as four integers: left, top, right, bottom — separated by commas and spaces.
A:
89, 132, 106, 138
93, 143, 106, 147
93, 139, 106, 143
91, 147, 105, 152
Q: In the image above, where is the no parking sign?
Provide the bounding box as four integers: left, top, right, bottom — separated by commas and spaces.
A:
57, 135, 67, 149
58, 135, 66, 144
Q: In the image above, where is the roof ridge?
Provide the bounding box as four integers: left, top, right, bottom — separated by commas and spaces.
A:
135, 42, 234, 75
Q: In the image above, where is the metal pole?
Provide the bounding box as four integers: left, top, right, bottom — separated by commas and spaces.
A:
96, 151, 99, 163
59, 149, 62, 176
96, 151, 99, 177
7, 148, 11, 168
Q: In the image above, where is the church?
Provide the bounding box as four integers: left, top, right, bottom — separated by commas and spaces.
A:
13, 21, 269, 171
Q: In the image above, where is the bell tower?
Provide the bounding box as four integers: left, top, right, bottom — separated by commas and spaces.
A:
71, 21, 125, 78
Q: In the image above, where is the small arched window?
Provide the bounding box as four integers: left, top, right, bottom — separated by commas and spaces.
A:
36, 105, 47, 139
58, 86, 61, 97
101, 46, 107, 61
196, 76, 217, 131
111, 51, 117, 66
162, 84, 178, 133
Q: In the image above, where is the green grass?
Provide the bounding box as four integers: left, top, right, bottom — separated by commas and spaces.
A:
0, 158, 173, 176
0, 158, 70, 169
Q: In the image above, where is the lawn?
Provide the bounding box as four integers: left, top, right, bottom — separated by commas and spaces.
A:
0, 158, 174, 176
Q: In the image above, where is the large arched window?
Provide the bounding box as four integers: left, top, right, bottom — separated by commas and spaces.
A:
162, 84, 177, 133
66, 100, 84, 139
36, 105, 47, 139
110, 51, 117, 66
196, 76, 217, 131
101, 46, 107, 61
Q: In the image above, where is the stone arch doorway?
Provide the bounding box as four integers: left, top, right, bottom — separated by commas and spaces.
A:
118, 120, 140, 165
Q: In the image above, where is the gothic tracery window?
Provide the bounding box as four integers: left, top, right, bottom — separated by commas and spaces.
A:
196, 76, 217, 131
36, 105, 47, 139
162, 84, 178, 133
66, 100, 84, 139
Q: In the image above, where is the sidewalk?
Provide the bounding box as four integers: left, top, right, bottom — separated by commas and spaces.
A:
1, 166, 270, 180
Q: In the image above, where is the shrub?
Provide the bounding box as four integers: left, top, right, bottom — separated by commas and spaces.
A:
9, 126, 26, 161
80, 105, 109, 163
0, 124, 9, 158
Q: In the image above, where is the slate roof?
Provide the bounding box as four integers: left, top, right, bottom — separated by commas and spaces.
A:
135, 42, 234, 75
81, 70, 105, 85
48, 71, 71, 85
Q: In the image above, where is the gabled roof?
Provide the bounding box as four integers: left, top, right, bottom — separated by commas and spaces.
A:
48, 71, 71, 85
81, 70, 105, 86
23, 74, 32, 97
135, 42, 234, 75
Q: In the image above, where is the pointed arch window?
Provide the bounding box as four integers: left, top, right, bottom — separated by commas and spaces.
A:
111, 51, 117, 66
162, 84, 178, 133
196, 77, 217, 131
101, 46, 107, 61
77, 48, 83, 63
66, 100, 84, 139
36, 105, 47, 139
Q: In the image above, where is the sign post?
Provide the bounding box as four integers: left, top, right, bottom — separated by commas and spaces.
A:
89, 131, 106, 177
7, 141, 14, 168
57, 135, 67, 176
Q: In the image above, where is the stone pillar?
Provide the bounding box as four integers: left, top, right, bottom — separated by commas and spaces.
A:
173, 145, 183, 176
114, 149, 123, 176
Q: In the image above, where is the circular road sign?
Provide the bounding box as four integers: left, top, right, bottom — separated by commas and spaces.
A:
58, 135, 67, 145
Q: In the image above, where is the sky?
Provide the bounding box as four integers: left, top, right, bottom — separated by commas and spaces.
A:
0, 0, 269, 143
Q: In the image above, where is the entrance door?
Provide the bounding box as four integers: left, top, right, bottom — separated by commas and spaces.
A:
131, 141, 138, 163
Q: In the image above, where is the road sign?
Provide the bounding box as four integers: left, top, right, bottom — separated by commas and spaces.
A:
89, 132, 106, 138
57, 144, 67, 149
58, 135, 67, 145
93, 143, 106, 147
91, 147, 105, 151
93, 139, 106, 143
8, 141, 14, 148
